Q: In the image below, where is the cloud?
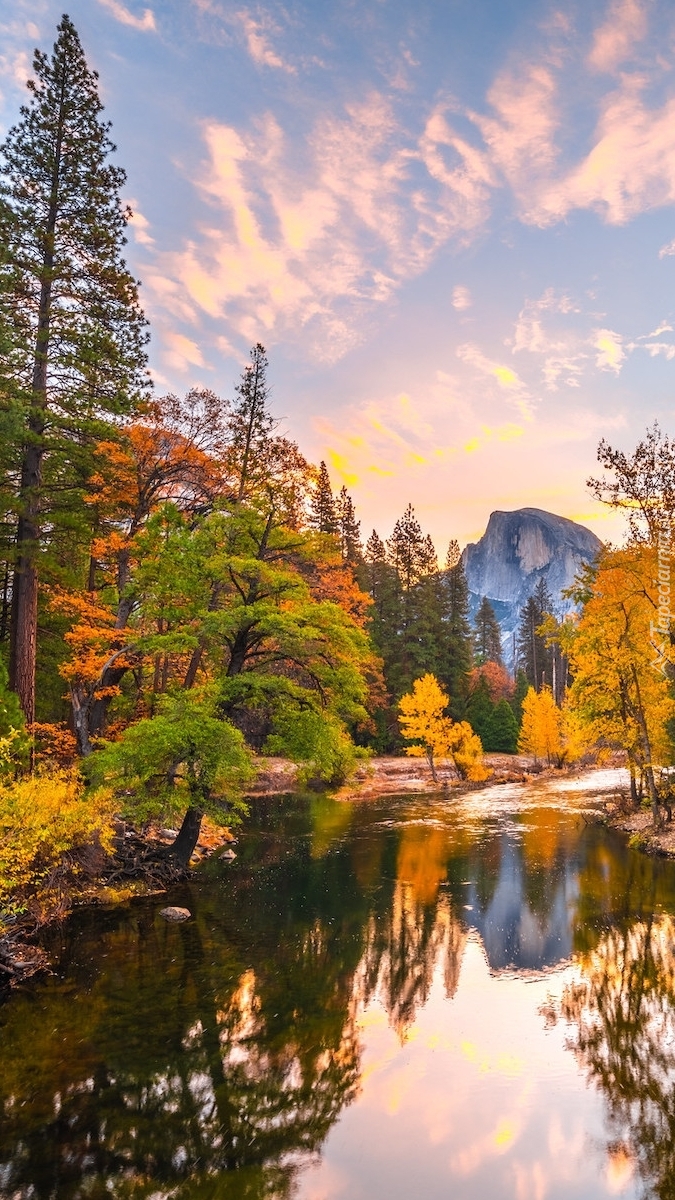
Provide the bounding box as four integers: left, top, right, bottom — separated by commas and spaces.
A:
594, 328, 625, 372
126, 201, 155, 247
457, 343, 535, 418
232, 8, 295, 73
471, 64, 560, 223
96, 0, 156, 31
472, 11, 675, 229
163, 331, 206, 373
511, 289, 588, 389
660, 239, 675, 257
588, 0, 648, 73
148, 96, 493, 361
452, 285, 472, 310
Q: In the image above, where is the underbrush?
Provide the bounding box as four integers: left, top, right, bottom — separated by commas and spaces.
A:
0, 767, 115, 932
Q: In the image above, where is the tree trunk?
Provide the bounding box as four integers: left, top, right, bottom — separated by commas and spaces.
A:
71, 686, 94, 757
166, 806, 204, 867
9, 72, 65, 724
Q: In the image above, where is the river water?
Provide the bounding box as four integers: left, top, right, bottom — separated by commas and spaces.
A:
3, 768, 675, 1199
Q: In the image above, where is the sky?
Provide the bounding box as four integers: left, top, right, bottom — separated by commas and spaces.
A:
2, 0, 675, 552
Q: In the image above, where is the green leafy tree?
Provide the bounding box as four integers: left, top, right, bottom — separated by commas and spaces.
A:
90, 690, 252, 864
511, 668, 529, 727
0, 15, 148, 722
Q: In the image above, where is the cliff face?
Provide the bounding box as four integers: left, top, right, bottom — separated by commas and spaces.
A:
462, 508, 603, 664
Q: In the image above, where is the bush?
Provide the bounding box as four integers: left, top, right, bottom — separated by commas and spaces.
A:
0, 767, 114, 924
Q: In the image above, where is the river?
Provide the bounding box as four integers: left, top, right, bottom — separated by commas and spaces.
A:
2, 768, 675, 1199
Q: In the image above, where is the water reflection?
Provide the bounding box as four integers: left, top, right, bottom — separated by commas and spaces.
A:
2, 773, 675, 1197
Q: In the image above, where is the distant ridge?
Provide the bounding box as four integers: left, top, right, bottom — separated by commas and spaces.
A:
462, 508, 603, 667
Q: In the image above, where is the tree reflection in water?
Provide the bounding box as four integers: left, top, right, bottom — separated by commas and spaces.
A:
3, 789, 674, 1198
561, 891, 675, 1198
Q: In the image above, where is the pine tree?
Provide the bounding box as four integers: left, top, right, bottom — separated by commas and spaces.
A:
387, 504, 437, 590
516, 577, 554, 692
335, 485, 362, 562
473, 596, 503, 666
442, 539, 473, 715
0, 16, 149, 721
465, 675, 494, 745
309, 461, 338, 533
484, 697, 519, 753
227, 343, 276, 503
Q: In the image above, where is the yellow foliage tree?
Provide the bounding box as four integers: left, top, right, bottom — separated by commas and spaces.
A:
560, 545, 675, 823
518, 686, 562, 766
398, 673, 488, 783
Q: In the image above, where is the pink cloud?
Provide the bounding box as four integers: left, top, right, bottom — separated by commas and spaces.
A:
147, 96, 493, 361
96, 0, 156, 32
588, 0, 648, 73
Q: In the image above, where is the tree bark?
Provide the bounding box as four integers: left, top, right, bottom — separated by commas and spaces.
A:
9, 64, 66, 723
165, 805, 204, 867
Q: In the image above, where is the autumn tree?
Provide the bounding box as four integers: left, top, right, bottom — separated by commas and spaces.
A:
588, 422, 675, 542
560, 547, 675, 820
0, 16, 148, 722
518, 686, 561, 765
398, 673, 487, 783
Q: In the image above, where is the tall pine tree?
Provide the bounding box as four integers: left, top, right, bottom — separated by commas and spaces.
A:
0, 16, 148, 721
441, 539, 473, 715
516, 577, 555, 692
309, 461, 338, 533
336, 485, 362, 563
473, 596, 503, 666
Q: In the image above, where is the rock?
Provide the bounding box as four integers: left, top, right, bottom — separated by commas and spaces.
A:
159, 906, 191, 921
462, 508, 602, 667
219, 848, 237, 861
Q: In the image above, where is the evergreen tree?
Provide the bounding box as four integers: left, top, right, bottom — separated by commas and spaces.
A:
465, 675, 494, 745
473, 596, 503, 666
386, 504, 437, 589
516, 577, 555, 692
0, 16, 149, 721
227, 342, 276, 503
484, 697, 519, 753
309, 461, 338, 533
335, 485, 362, 563
441, 539, 473, 715
511, 668, 529, 727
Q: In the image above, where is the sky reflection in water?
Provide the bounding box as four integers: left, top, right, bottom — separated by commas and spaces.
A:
2, 768, 675, 1199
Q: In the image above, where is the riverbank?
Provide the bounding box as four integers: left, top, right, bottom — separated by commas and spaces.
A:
603, 799, 675, 857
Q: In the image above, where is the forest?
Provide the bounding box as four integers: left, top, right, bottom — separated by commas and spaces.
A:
1, 16, 674, 933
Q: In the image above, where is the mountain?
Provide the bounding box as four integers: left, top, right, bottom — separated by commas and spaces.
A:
462, 508, 603, 667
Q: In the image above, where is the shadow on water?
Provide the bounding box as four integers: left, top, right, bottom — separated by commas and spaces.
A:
2, 770, 675, 1197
